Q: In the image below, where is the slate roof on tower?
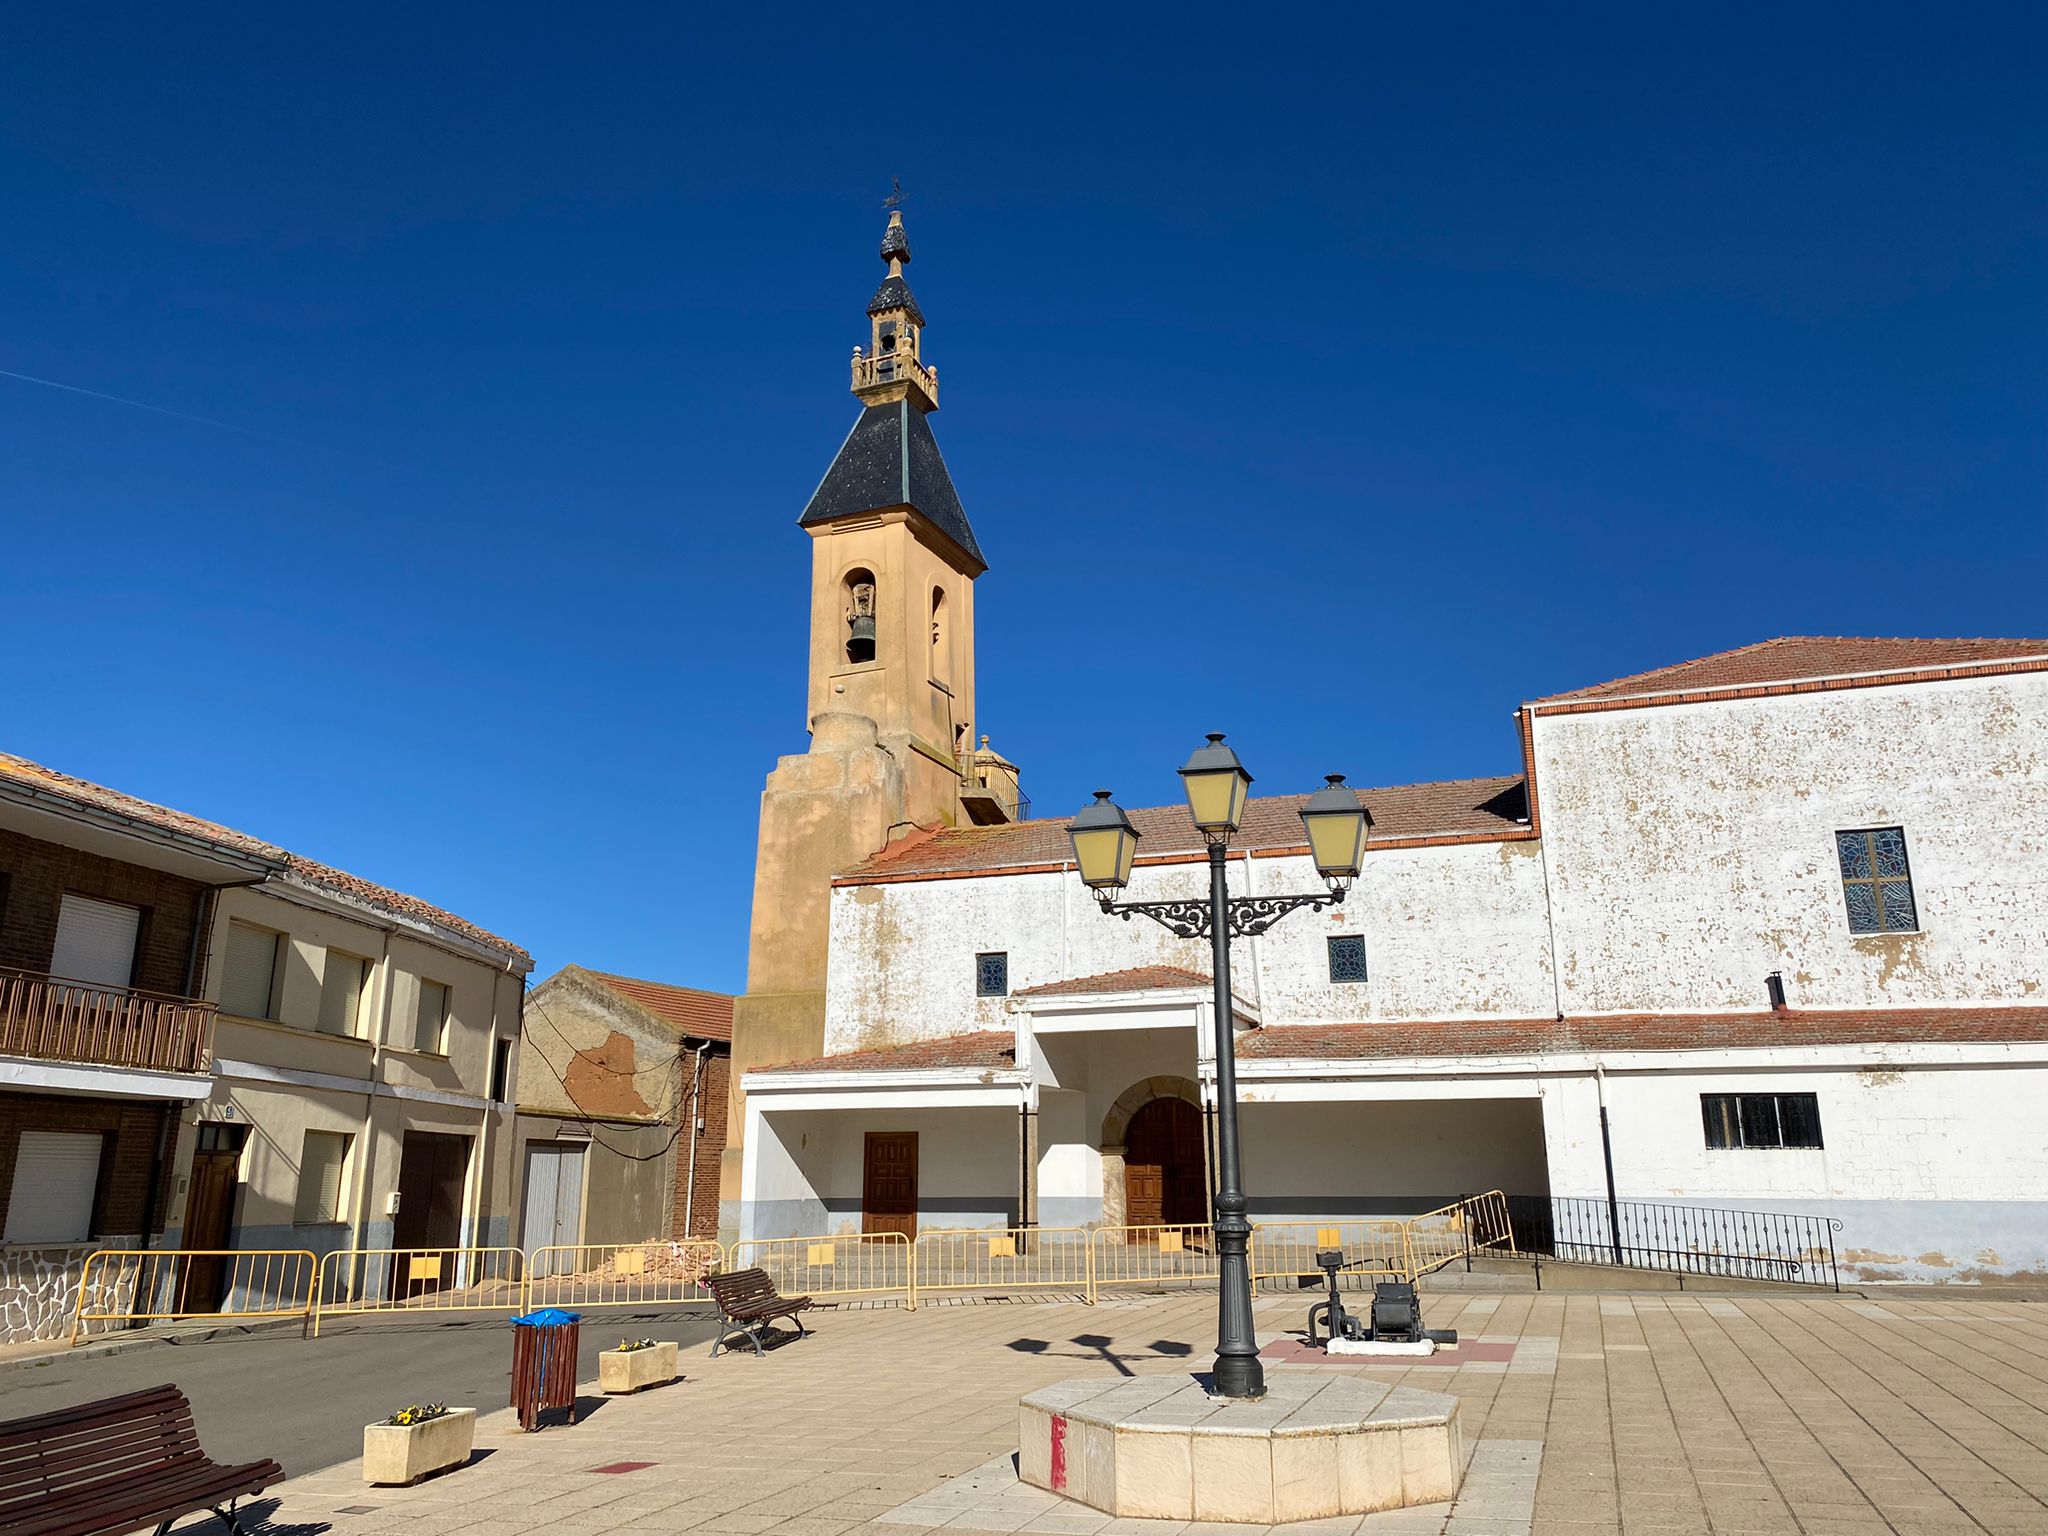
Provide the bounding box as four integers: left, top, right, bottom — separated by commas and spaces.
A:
800, 399, 985, 570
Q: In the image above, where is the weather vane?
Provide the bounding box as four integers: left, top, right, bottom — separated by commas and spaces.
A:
883, 176, 903, 211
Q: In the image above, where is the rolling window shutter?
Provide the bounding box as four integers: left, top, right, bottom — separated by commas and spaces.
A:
50, 895, 142, 989
318, 952, 367, 1036
3, 1131, 104, 1244
295, 1131, 349, 1224
222, 923, 279, 1019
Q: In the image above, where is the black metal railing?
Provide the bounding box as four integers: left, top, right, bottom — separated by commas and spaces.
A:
1497, 1193, 1842, 1290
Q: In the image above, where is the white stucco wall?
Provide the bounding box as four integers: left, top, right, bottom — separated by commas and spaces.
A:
1540, 1047, 2048, 1281
1533, 673, 2048, 1015
746, 1101, 1019, 1240
825, 839, 1554, 1054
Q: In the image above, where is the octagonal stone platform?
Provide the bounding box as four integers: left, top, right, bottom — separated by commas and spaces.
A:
1018, 1372, 1462, 1523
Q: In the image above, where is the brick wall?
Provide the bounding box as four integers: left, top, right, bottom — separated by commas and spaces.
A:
672, 1047, 729, 1241
0, 828, 210, 995
0, 1092, 173, 1238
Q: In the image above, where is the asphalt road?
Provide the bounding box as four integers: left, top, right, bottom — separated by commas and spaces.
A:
2, 1306, 722, 1477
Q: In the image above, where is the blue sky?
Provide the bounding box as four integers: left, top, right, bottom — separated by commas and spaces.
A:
2, 7, 2042, 990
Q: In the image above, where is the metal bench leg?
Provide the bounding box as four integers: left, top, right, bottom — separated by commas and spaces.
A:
745, 1321, 767, 1358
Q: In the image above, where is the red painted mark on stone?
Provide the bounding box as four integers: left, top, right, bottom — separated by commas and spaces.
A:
1049, 1414, 1067, 1492
587, 1461, 657, 1474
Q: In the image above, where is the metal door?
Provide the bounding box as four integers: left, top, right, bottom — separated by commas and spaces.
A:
521, 1142, 586, 1276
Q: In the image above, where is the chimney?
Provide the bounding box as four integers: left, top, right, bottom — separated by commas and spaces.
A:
1765, 971, 1788, 1013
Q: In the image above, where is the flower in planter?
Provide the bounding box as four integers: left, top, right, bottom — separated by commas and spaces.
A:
615, 1338, 656, 1352
384, 1403, 450, 1427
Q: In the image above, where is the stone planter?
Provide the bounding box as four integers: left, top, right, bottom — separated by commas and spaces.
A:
362, 1407, 476, 1486
598, 1341, 678, 1394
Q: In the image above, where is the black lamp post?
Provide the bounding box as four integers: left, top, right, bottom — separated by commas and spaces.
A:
1066, 737, 1368, 1400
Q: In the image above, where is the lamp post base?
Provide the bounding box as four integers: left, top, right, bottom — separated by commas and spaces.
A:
1208, 1353, 1266, 1400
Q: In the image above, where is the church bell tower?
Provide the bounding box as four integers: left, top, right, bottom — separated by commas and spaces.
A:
719, 205, 1022, 1241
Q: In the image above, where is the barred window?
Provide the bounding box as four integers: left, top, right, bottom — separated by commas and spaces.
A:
975, 952, 1009, 997
1702, 1093, 1823, 1150
1836, 827, 1917, 934
1327, 935, 1368, 984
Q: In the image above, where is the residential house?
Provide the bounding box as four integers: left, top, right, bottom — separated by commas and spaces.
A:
517, 966, 730, 1265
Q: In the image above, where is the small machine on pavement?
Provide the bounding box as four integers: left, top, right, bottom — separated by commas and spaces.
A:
1305, 1248, 1459, 1350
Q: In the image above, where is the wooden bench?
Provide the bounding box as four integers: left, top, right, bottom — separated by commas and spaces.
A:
705, 1267, 813, 1358
0, 1383, 282, 1536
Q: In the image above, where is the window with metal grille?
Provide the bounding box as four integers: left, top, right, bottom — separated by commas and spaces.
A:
1835, 827, 1917, 934
1327, 935, 1368, 984
975, 952, 1009, 997
194, 1123, 248, 1155
1702, 1092, 1823, 1149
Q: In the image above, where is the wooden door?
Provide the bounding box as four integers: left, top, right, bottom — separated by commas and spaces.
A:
392, 1132, 470, 1296
177, 1133, 243, 1312
1125, 1098, 1206, 1230
862, 1131, 918, 1240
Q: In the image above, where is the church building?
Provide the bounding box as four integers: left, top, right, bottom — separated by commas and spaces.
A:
721, 209, 2048, 1287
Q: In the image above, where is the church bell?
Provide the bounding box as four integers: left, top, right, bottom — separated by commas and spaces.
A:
848, 612, 877, 662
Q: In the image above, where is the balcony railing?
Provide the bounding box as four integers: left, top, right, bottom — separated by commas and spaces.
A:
851, 350, 938, 405
0, 967, 216, 1076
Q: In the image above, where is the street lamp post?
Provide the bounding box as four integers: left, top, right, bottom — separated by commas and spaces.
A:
1067, 737, 1368, 1400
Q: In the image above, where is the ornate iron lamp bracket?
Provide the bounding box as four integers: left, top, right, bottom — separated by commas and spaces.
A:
1097, 886, 1349, 940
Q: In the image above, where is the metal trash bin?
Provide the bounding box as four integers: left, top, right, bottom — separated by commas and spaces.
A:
510, 1307, 581, 1431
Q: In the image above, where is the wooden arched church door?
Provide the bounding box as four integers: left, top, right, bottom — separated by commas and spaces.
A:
1123, 1096, 1206, 1228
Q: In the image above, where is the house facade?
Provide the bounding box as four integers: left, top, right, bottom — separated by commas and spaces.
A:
724, 213, 2048, 1286
515, 965, 731, 1260
0, 754, 283, 1342
0, 752, 530, 1340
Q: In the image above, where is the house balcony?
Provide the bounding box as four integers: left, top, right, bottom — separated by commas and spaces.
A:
0, 966, 216, 1079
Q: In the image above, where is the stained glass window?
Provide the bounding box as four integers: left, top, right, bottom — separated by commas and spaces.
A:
1327, 935, 1368, 984
975, 952, 1009, 997
1835, 828, 1917, 934
1702, 1092, 1823, 1149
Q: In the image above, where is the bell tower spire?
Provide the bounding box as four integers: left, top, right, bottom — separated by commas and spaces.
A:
852, 208, 939, 411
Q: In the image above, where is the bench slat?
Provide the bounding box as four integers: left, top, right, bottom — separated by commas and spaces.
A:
0, 1384, 280, 1536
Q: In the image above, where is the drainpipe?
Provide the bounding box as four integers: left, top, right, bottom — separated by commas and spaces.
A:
1594, 1064, 1622, 1266
139, 1100, 177, 1253
681, 1040, 711, 1239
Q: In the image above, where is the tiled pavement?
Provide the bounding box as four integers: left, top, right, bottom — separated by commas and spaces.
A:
264, 1290, 2048, 1536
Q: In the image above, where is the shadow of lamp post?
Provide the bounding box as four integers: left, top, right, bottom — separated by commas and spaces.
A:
1066, 737, 1368, 1400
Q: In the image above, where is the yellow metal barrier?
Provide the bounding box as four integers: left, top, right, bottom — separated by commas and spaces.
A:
311, 1246, 526, 1336
526, 1240, 724, 1312
1250, 1221, 1409, 1290
911, 1226, 1093, 1307
70, 1249, 318, 1345
1090, 1223, 1217, 1292
1404, 1189, 1511, 1278
729, 1231, 912, 1307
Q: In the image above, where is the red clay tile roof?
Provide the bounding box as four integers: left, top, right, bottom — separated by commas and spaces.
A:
0, 752, 287, 863
752, 1030, 1018, 1075
1535, 636, 2048, 705
584, 970, 734, 1042
1016, 966, 1215, 998
284, 854, 529, 966
1239, 1008, 2048, 1060
839, 775, 1527, 882
0, 751, 529, 967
